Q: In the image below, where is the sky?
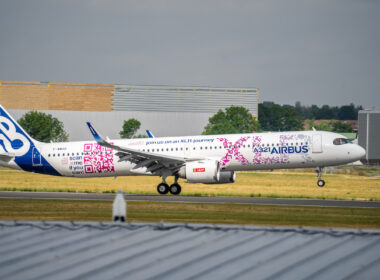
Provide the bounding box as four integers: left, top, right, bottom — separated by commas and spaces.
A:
0, 0, 379, 108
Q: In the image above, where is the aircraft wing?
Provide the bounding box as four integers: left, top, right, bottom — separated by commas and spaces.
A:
87, 123, 201, 175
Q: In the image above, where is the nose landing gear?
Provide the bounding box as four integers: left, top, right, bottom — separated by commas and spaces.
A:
156, 176, 182, 195
316, 167, 325, 187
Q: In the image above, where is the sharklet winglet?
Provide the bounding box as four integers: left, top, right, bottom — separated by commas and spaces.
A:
86, 122, 106, 144
146, 130, 154, 138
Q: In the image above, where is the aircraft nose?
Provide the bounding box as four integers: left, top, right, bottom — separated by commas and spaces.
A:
358, 145, 366, 159
352, 145, 366, 161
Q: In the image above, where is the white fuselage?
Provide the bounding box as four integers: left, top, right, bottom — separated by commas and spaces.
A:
2, 131, 365, 178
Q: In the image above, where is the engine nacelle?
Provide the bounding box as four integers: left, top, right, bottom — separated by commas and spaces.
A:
212, 170, 236, 184
179, 160, 220, 183
179, 161, 237, 184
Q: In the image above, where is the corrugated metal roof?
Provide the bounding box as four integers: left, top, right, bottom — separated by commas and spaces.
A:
360, 108, 380, 113
112, 85, 259, 114
1, 221, 380, 280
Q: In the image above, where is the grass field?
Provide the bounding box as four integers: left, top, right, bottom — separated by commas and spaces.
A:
1, 199, 380, 229
1, 167, 379, 201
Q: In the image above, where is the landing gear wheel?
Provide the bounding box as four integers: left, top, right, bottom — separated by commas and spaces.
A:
317, 180, 325, 187
169, 183, 181, 195
315, 167, 326, 187
157, 183, 169, 195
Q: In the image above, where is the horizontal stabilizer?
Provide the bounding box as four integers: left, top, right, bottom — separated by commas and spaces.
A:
0, 153, 15, 162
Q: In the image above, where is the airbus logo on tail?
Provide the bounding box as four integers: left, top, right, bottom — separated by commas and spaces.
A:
0, 116, 30, 155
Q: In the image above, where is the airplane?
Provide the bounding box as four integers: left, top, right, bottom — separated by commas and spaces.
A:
0, 104, 366, 195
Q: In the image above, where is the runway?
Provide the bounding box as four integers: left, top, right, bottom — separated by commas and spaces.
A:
1, 191, 380, 208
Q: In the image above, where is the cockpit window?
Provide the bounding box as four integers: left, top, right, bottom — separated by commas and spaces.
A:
333, 138, 352, 145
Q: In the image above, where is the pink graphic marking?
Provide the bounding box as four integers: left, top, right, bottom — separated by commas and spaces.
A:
83, 143, 115, 174
252, 135, 290, 165
251, 136, 263, 165
217, 137, 250, 166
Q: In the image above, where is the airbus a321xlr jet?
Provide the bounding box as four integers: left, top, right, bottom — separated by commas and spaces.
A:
0, 105, 366, 195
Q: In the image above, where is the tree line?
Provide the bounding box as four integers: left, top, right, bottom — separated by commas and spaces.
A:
294, 102, 362, 120
204, 103, 361, 134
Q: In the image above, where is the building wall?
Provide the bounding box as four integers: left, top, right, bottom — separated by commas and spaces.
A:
113, 85, 259, 115
358, 109, 380, 164
0, 81, 113, 111
2, 80, 259, 141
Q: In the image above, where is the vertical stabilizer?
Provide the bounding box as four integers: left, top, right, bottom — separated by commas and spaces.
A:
0, 105, 60, 175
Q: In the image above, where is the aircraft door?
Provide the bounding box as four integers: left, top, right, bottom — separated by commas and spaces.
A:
32, 147, 42, 166
312, 134, 322, 153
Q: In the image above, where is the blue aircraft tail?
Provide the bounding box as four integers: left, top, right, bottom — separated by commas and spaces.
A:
0, 105, 60, 175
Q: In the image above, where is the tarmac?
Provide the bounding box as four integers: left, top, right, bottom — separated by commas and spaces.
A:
1, 191, 380, 208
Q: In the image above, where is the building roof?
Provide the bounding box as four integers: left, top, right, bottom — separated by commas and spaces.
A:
1, 221, 380, 280
360, 108, 380, 113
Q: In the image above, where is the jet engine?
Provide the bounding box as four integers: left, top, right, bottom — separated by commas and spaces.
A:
178, 161, 237, 184
178, 160, 220, 183
210, 170, 236, 184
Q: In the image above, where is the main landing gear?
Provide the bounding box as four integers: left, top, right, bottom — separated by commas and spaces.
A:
316, 167, 325, 187
157, 176, 182, 195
